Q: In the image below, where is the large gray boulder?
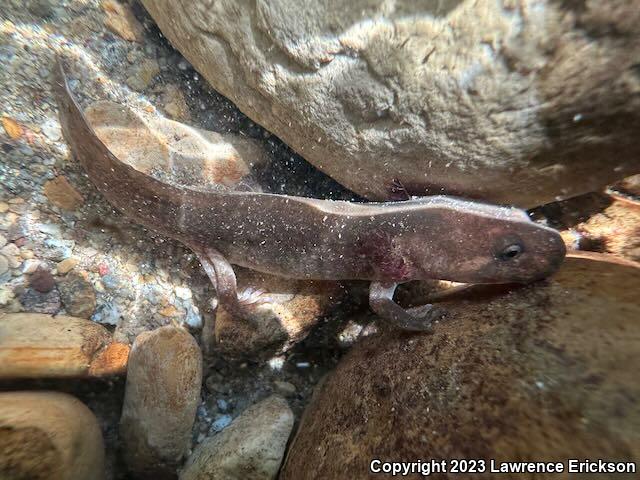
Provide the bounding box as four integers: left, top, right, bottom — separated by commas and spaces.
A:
142, 0, 640, 207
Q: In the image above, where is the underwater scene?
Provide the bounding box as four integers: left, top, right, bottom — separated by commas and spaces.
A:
1, 1, 639, 479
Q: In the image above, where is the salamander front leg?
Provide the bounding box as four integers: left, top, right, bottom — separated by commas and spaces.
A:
369, 281, 444, 332
192, 246, 263, 325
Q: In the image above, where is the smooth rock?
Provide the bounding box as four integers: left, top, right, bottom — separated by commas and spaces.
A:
0, 313, 128, 379
273, 380, 296, 397
0, 391, 105, 480
43, 176, 84, 211
84, 100, 268, 191
213, 268, 342, 358
102, 0, 145, 42
142, 0, 640, 208
180, 395, 294, 480
281, 254, 640, 479
57, 271, 96, 319
57, 256, 78, 274
120, 326, 202, 479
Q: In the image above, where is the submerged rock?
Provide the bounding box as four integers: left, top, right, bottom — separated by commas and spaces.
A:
212, 268, 343, 359
120, 326, 202, 479
57, 271, 96, 319
142, 0, 640, 208
0, 391, 105, 480
180, 395, 294, 480
281, 254, 640, 479
0, 313, 128, 379
84, 100, 268, 192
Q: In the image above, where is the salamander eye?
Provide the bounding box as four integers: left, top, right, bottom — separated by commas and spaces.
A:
497, 243, 524, 261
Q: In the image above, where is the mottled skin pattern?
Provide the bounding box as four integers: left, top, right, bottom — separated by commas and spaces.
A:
54, 62, 566, 331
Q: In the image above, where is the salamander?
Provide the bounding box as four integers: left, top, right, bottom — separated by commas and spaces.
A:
53, 61, 566, 332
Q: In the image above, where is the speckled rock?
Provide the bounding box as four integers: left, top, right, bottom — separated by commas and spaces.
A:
0, 313, 129, 379
120, 326, 202, 479
213, 268, 343, 358
180, 395, 294, 480
281, 254, 640, 479
18, 287, 61, 314
57, 271, 96, 319
142, 0, 640, 208
0, 391, 105, 480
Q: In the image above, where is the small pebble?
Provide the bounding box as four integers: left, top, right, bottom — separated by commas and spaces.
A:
274, 380, 297, 397
0, 255, 8, 276
22, 259, 41, 274
216, 399, 229, 412
20, 249, 34, 259
209, 414, 232, 433
0, 287, 15, 305
1, 243, 20, 257
57, 257, 78, 274
0, 234, 6, 248
0, 202, 9, 213
175, 285, 192, 300
41, 118, 61, 141
30, 266, 55, 293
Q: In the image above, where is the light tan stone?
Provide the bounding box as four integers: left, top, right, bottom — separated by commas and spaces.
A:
120, 326, 202, 479
43, 176, 84, 211
102, 0, 145, 42
56, 257, 78, 274
0, 391, 105, 480
180, 395, 293, 480
0, 313, 127, 378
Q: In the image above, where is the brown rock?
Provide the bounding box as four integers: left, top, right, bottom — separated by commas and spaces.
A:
0, 313, 127, 379
0, 391, 105, 480
162, 84, 190, 121
281, 254, 640, 479
126, 59, 160, 91
57, 257, 78, 274
120, 326, 202, 479
102, 0, 145, 42
30, 266, 55, 293
1, 116, 23, 139
142, 0, 640, 208
57, 271, 96, 319
43, 176, 84, 211
213, 268, 343, 359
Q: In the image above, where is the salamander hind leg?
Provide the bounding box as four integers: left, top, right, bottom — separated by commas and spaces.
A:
192, 246, 264, 326
369, 281, 445, 332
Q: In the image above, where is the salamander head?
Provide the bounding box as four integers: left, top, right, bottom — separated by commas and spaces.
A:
398, 201, 566, 284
